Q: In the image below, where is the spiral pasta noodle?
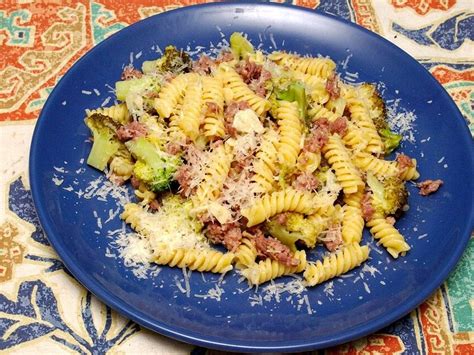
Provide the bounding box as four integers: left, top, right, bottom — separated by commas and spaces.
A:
304, 243, 369, 286
241, 250, 307, 285
342, 121, 369, 151
234, 233, 258, 269
86, 103, 130, 125
322, 134, 364, 194
153, 73, 193, 118
153, 243, 234, 273
352, 151, 399, 178
341, 189, 365, 244
202, 76, 225, 139
366, 212, 411, 258
275, 101, 303, 167
241, 188, 316, 227
217, 63, 270, 116
308, 104, 340, 122
269, 51, 336, 79
109, 146, 134, 180
291, 71, 329, 105
178, 76, 203, 141
346, 97, 384, 154
121, 203, 148, 234
251, 129, 279, 192
296, 151, 321, 174
194, 143, 233, 204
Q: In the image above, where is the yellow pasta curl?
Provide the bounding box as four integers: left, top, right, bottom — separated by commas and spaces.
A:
352, 151, 399, 179
109, 146, 134, 181
234, 233, 257, 269
308, 104, 340, 122
241, 188, 316, 227
366, 212, 410, 258
322, 134, 364, 194
269, 51, 336, 79
304, 243, 369, 286
296, 151, 321, 174
86, 103, 130, 125
275, 101, 303, 167
217, 63, 270, 116
341, 189, 365, 244
153, 73, 193, 118
178, 76, 203, 141
251, 129, 279, 192
342, 121, 369, 151
194, 143, 233, 204
241, 250, 307, 285
346, 97, 384, 154
152, 243, 234, 273
202, 76, 225, 139
121, 203, 147, 233
291, 71, 329, 105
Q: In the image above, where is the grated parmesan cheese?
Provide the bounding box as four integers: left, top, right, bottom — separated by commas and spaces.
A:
386, 98, 417, 143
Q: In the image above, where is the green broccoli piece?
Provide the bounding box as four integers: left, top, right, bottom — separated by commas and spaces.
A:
366, 173, 408, 216
380, 128, 402, 155
141, 45, 191, 74
276, 82, 307, 120
125, 137, 181, 192
230, 32, 255, 59
85, 113, 121, 171
115, 76, 158, 101
266, 213, 322, 251
361, 83, 402, 155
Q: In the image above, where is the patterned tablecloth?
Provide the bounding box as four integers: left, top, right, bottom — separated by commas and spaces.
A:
1, 0, 472, 353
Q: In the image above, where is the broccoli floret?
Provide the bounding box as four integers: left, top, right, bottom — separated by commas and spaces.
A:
266, 213, 322, 251
125, 137, 181, 192
380, 128, 402, 155
276, 82, 307, 120
115, 76, 159, 102
85, 113, 121, 171
230, 32, 254, 59
366, 173, 408, 216
141, 45, 191, 75
361, 83, 402, 155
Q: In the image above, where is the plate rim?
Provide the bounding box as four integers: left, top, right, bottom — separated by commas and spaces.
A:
29, 1, 474, 351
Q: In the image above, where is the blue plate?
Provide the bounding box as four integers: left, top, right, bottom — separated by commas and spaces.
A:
30, 2, 474, 351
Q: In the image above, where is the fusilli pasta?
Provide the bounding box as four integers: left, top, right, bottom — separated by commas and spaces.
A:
304, 243, 369, 286
241, 250, 307, 285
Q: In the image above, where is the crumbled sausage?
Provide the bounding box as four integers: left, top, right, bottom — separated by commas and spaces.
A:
361, 192, 375, 221
165, 142, 182, 155
116, 121, 147, 141
396, 153, 414, 169
417, 179, 443, 196
121, 65, 143, 80
254, 233, 299, 267
323, 224, 343, 252
175, 165, 193, 197
325, 73, 340, 99
329, 116, 348, 136
205, 222, 242, 252
292, 172, 319, 192
193, 55, 216, 75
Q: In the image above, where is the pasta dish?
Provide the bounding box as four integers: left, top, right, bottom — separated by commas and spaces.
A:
83, 33, 441, 287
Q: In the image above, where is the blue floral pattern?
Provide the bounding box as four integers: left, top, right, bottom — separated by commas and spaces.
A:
0, 280, 139, 353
